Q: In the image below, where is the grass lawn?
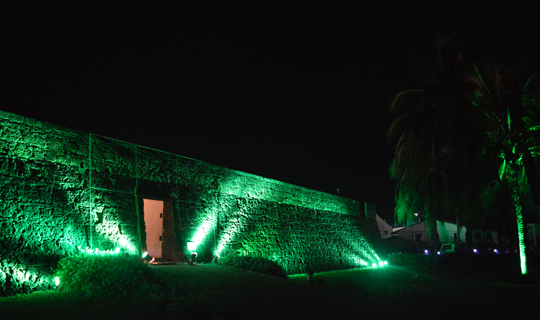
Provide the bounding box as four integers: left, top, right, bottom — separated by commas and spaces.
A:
0, 291, 157, 320
1, 256, 538, 320
289, 259, 540, 319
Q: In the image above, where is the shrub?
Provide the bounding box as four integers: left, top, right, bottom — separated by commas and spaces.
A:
53, 253, 227, 319
53, 253, 164, 301
387, 252, 429, 266
218, 255, 287, 278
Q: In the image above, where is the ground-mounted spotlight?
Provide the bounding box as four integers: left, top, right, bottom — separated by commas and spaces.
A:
372, 263, 377, 268
142, 251, 148, 258
378, 261, 384, 267
188, 252, 198, 265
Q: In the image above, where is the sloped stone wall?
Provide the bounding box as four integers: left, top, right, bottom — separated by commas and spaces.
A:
0, 110, 380, 297
214, 196, 378, 274
0, 111, 89, 295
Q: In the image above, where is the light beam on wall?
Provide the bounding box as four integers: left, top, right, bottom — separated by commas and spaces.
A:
215, 213, 249, 257
188, 209, 217, 253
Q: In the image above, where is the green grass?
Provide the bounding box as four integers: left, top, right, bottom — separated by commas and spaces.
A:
0, 254, 226, 320
0, 290, 156, 320
0, 290, 226, 320
289, 264, 540, 318
289, 266, 435, 306
2, 262, 538, 320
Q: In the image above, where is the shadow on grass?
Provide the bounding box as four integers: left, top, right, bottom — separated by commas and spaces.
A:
0, 291, 156, 320
289, 261, 540, 319
0, 289, 228, 320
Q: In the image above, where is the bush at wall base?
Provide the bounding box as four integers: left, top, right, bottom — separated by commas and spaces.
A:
217, 255, 287, 278
53, 254, 226, 318
53, 254, 163, 300
386, 252, 429, 266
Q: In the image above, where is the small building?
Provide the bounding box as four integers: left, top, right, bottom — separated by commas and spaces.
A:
527, 223, 540, 247
472, 229, 499, 246
393, 220, 467, 245
375, 214, 393, 239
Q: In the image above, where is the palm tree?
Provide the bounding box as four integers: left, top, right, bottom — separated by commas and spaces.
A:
388, 36, 476, 251
469, 61, 540, 277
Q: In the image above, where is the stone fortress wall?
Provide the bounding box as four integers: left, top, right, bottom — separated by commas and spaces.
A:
0, 110, 381, 296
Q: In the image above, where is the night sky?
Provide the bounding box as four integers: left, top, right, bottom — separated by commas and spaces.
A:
2, 2, 540, 223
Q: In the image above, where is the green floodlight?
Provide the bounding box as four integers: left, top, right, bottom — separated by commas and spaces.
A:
372, 263, 377, 268
378, 261, 384, 267
384, 261, 388, 266
55, 277, 60, 286
142, 251, 148, 258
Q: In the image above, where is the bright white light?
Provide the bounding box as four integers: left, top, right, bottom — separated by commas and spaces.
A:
424, 250, 429, 255
54, 277, 60, 286
494, 249, 498, 254
383, 261, 388, 265
437, 251, 440, 255
187, 242, 198, 251
372, 263, 377, 268
473, 249, 478, 253
378, 261, 383, 267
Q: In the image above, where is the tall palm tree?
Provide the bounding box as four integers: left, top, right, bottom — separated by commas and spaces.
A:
388, 36, 476, 249
469, 62, 540, 277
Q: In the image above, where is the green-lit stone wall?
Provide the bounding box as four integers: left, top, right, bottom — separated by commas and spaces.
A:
0, 112, 90, 295
0, 110, 380, 296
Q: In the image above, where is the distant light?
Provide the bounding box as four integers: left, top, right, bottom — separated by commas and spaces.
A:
424, 250, 429, 255
372, 263, 377, 268
378, 261, 383, 267
494, 249, 498, 254
437, 251, 441, 255
54, 277, 60, 286
383, 261, 388, 266
473, 249, 478, 253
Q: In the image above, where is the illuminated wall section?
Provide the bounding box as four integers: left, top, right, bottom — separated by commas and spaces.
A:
0, 109, 381, 296
88, 136, 138, 254
0, 111, 90, 295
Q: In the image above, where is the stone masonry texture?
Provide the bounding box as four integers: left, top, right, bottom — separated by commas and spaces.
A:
0, 110, 380, 296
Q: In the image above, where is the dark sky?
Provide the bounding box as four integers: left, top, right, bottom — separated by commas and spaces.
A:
2, 1, 540, 223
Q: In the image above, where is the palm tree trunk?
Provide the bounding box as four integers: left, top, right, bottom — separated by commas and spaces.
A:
508, 162, 528, 276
